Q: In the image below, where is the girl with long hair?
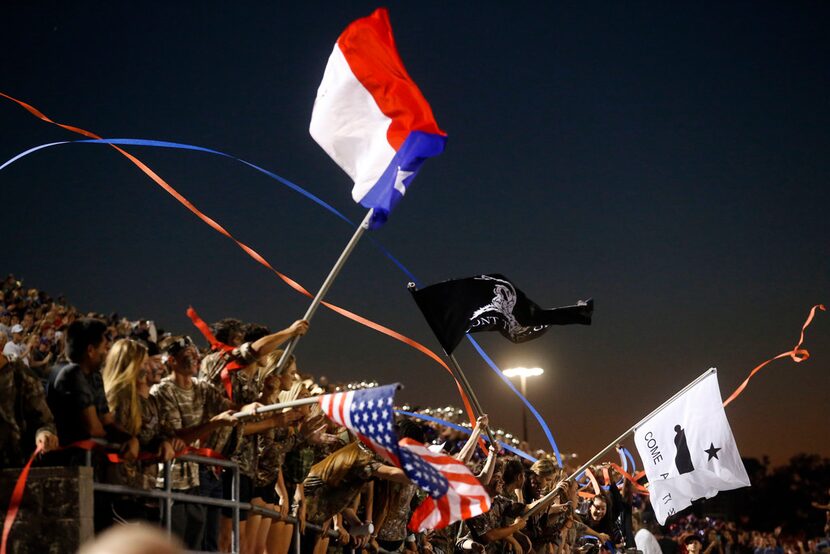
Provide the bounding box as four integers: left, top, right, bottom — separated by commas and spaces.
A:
101, 339, 181, 524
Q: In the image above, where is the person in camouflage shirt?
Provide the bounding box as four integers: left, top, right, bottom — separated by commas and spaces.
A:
464, 458, 528, 554
198, 318, 308, 553
102, 340, 186, 475
248, 367, 308, 554
151, 335, 238, 550
0, 354, 57, 468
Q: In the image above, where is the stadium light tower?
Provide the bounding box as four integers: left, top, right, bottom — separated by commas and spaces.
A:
503, 366, 544, 443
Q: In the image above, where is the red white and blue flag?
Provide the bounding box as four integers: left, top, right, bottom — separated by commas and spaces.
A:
319, 385, 490, 531
309, 8, 447, 229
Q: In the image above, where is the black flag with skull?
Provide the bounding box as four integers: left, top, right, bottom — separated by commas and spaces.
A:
409, 274, 593, 354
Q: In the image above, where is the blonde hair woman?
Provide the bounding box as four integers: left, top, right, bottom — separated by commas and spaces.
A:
102, 340, 182, 491
103, 339, 147, 438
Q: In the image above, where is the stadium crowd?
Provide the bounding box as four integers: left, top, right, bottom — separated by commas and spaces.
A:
1, 273, 828, 554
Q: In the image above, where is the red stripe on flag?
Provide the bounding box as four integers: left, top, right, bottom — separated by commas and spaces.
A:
336, 392, 347, 427
457, 489, 474, 521
436, 494, 451, 530
336, 8, 445, 150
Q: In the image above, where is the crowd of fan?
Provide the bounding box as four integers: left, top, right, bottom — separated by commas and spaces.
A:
2, 274, 828, 554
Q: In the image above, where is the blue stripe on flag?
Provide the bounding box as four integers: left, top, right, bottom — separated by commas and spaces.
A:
361, 131, 447, 229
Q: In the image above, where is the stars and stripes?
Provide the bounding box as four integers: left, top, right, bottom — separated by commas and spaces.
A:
319, 384, 401, 465
318, 384, 490, 531
401, 439, 492, 532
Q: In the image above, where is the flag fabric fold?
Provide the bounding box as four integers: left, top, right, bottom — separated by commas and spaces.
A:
319, 385, 490, 531
633, 371, 750, 524
410, 274, 593, 354
310, 8, 447, 228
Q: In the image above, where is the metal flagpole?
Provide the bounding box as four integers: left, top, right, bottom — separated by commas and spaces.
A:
233, 395, 322, 419
233, 383, 402, 419
273, 209, 374, 373
447, 352, 499, 447
525, 367, 717, 518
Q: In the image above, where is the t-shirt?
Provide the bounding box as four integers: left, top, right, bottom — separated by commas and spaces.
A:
635, 529, 664, 554
0, 359, 56, 468
47, 363, 109, 447
152, 375, 229, 490
3, 341, 28, 366
659, 537, 680, 554
467, 495, 526, 554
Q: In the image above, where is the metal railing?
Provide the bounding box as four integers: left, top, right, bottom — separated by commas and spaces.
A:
84, 445, 372, 554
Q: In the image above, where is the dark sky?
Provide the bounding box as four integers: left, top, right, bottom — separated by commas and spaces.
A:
2, 2, 827, 466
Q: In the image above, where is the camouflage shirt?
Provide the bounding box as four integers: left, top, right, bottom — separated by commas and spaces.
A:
256, 427, 299, 487
199, 342, 257, 391
0, 359, 55, 468
104, 393, 170, 490
200, 343, 260, 475
377, 482, 419, 542
152, 375, 229, 490
466, 495, 525, 554
303, 442, 382, 525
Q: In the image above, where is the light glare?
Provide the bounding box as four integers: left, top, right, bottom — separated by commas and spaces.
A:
503, 366, 544, 378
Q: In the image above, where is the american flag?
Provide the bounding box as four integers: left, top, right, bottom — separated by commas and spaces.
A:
319, 384, 491, 531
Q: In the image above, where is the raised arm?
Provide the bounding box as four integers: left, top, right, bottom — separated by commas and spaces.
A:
477, 445, 498, 485
251, 320, 309, 359
456, 415, 488, 463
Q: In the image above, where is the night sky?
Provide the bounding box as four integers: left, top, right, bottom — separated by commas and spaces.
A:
2, 2, 828, 466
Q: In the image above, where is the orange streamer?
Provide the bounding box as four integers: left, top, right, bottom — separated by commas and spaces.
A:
723, 304, 825, 407
608, 462, 649, 495
582, 468, 602, 496
0, 92, 478, 427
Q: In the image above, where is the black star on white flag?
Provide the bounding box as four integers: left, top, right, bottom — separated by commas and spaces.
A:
633, 370, 750, 525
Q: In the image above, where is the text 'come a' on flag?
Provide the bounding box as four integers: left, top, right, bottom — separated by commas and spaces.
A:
634, 370, 750, 524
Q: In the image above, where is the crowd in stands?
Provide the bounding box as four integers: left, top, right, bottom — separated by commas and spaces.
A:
1, 273, 828, 554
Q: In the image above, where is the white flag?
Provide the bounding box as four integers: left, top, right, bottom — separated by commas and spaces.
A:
634, 370, 750, 524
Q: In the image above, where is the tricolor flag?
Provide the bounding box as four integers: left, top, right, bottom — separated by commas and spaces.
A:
319, 385, 491, 531
310, 8, 447, 229
633, 370, 751, 524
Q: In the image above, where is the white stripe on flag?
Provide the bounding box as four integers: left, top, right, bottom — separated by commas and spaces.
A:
343, 390, 355, 429
309, 45, 396, 202
447, 489, 461, 527
319, 393, 332, 417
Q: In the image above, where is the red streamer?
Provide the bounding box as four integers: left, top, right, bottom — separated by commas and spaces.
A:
0, 438, 228, 553
187, 306, 241, 399
0, 91, 478, 427
0, 447, 41, 554
723, 304, 825, 407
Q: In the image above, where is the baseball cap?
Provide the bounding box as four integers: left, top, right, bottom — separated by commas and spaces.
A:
10, 324, 23, 333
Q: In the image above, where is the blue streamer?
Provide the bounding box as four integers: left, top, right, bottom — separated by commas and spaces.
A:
623, 447, 637, 475
0, 137, 561, 456
465, 335, 562, 467
395, 409, 537, 463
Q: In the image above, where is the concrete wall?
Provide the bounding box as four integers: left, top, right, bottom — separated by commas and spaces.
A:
0, 466, 94, 554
